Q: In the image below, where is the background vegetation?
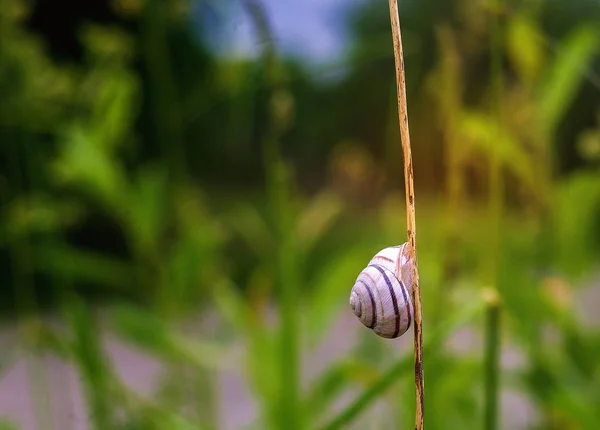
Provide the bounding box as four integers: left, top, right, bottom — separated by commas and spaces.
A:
1, 0, 600, 429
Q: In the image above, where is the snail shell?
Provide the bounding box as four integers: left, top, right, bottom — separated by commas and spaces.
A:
349, 243, 414, 339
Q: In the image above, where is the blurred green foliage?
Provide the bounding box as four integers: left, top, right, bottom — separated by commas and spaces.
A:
1, 0, 600, 429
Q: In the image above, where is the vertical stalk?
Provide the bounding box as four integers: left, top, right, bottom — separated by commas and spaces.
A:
484, 1, 503, 429
431, 25, 463, 327
141, 0, 186, 181
140, 4, 215, 425
387, 1, 424, 429
483, 291, 501, 430
6, 135, 55, 430
64, 294, 114, 430
243, 1, 300, 429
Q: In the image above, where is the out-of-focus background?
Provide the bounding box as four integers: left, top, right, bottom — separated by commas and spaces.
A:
1, 0, 600, 429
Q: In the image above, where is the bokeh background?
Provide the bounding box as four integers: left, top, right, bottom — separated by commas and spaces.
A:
1, 0, 600, 429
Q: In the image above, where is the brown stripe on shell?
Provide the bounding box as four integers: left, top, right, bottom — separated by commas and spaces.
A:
372, 255, 395, 265
363, 269, 377, 286
357, 280, 377, 329
368, 264, 400, 338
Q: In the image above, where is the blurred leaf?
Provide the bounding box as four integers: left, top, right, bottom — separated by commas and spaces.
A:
0, 420, 19, 430
36, 242, 135, 292
540, 276, 577, 325
0, 341, 18, 380
109, 304, 234, 371
427, 356, 479, 429
120, 412, 208, 430
89, 68, 139, 151
426, 24, 461, 126
212, 279, 278, 428
525, 353, 600, 429
165, 234, 215, 309
294, 190, 343, 256
162, 186, 229, 307
30, 323, 71, 359
116, 381, 215, 430
317, 296, 487, 430
538, 25, 599, 135
80, 24, 134, 63
211, 278, 252, 335
64, 296, 115, 429
246, 327, 279, 430
304, 359, 378, 422
563, 328, 597, 377
4, 194, 84, 237
126, 164, 169, 256
305, 244, 371, 343
553, 170, 600, 277
460, 111, 537, 193
52, 124, 130, 217
225, 202, 274, 257
0, 8, 74, 131
499, 245, 549, 345
577, 128, 600, 161
378, 193, 408, 241
507, 14, 546, 83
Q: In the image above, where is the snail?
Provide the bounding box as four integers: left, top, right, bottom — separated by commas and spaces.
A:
349, 242, 415, 339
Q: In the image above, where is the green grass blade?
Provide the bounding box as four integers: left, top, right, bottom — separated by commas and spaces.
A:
304, 359, 379, 422
305, 244, 374, 344
537, 25, 599, 135
108, 304, 233, 371
36, 242, 135, 293
483, 298, 501, 430
64, 296, 115, 430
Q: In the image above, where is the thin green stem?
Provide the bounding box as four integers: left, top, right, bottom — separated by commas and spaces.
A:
484, 293, 501, 430
278, 229, 300, 430
141, 0, 186, 181
6, 134, 55, 430
65, 295, 115, 430
484, 0, 504, 428
243, 1, 300, 429
431, 25, 462, 327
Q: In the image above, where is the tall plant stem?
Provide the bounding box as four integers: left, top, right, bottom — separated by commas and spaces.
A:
7, 134, 55, 430
483, 291, 501, 430
141, 0, 186, 182
484, 0, 503, 428
387, 1, 424, 429
244, 1, 300, 429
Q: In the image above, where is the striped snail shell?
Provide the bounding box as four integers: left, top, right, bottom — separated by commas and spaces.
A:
349, 242, 414, 339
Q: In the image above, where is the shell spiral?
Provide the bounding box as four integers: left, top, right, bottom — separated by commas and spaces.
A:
349, 243, 415, 339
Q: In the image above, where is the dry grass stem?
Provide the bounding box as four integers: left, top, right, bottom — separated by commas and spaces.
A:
387, 1, 424, 429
